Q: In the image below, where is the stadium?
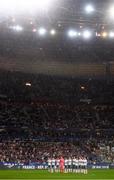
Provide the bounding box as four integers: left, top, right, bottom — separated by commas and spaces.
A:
0, 0, 114, 179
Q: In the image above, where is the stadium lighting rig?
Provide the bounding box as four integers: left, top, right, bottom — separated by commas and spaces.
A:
102, 32, 108, 38
9, 25, 23, 32
68, 30, 78, 38
38, 28, 47, 36
8, 24, 114, 40
50, 29, 56, 35
78, 33, 81, 36
83, 30, 92, 39
85, 4, 95, 14
96, 33, 101, 37
109, 31, 114, 38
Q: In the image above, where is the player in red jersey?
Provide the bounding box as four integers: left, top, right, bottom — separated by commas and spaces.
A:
59, 156, 65, 173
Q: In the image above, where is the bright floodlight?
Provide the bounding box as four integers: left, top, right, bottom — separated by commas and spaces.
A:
83, 30, 92, 39
109, 6, 114, 19
102, 32, 108, 38
50, 29, 56, 35
68, 30, 77, 38
35, 0, 52, 9
109, 32, 114, 38
85, 4, 94, 13
10, 25, 23, 32
78, 32, 81, 36
38, 28, 47, 36
0, 0, 53, 14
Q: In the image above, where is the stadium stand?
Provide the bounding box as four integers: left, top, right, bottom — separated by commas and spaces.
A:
0, 70, 114, 165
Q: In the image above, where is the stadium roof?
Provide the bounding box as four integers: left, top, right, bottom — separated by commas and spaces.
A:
0, 0, 114, 76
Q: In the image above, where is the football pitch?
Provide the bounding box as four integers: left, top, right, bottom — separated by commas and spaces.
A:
0, 170, 114, 180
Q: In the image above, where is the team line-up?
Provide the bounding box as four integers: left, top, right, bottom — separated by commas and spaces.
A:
47, 157, 88, 174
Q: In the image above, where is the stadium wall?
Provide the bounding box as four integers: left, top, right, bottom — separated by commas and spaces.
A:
0, 57, 108, 77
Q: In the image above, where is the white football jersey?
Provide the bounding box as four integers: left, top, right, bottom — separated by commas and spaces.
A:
75, 159, 79, 166
68, 159, 72, 165
65, 159, 68, 166
52, 159, 56, 165
48, 159, 51, 166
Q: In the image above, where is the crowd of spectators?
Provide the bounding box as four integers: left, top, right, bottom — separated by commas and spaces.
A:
0, 101, 114, 138
0, 139, 114, 164
0, 70, 114, 164
0, 100, 114, 164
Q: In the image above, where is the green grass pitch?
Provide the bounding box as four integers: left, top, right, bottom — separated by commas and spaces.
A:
0, 170, 114, 179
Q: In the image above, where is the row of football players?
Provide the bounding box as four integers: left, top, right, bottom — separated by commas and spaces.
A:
47, 157, 88, 174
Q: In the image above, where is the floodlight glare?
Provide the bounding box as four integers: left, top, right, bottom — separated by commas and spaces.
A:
109, 6, 114, 19
38, 28, 47, 36
50, 29, 56, 35
68, 30, 77, 38
10, 25, 23, 32
83, 30, 92, 39
102, 32, 108, 38
35, 0, 52, 9
109, 32, 114, 38
32, 28, 37, 32
85, 4, 94, 13
96, 33, 101, 37
0, 0, 53, 14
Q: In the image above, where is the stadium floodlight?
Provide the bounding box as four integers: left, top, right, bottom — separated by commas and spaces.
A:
0, 0, 53, 14
68, 30, 77, 38
50, 29, 56, 35
102, 32, 108, 38
10, 25, 23, 32
109, 31, 114, 38
34, 0, 53, 10
38, 28, 47, 36
78, 32, 81, 36
83, 30, 92, 39
96, 32, 101, 37
85, 4, 94, 14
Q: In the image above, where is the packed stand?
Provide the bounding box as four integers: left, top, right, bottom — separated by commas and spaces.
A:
0, 100, 114, 163
0, 70, 114, 164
